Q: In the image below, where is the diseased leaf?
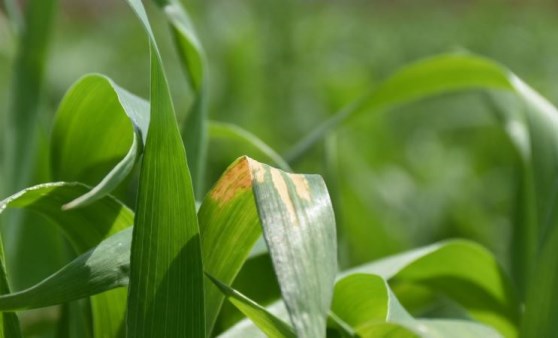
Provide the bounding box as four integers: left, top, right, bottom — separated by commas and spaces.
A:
0, 156, 337, 338
249, 158, 337, 337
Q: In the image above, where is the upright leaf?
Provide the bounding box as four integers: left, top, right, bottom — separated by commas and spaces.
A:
155, 0, 208, 196
124, 0, 205, 336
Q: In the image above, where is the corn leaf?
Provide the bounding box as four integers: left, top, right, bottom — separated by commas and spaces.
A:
287, 54, 558, 301
207, 274, 296, 338
0, 182, 132, 337
156, 0, 208, 195
343, 240, 519, 337
124, 0, 205, 336
208, 121, 292, 172
51, 74, 149, 209
0, 156, 337, 338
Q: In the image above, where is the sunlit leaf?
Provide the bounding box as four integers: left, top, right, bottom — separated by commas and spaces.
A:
51, 74, 149, 209
0, 182, 132, 338
343, 240, 519, 337
124, 0, 205, 336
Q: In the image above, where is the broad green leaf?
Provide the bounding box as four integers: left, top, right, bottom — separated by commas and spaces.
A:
343, 240, 519, 337
331, 273, 501, 338
285, 54, 558, 309
0, 183, 132, 249
358, 320, 501, 338
0, 228, 130, 311
0, 182, 132, 338
207, 274, 296, 338
124, 0, 205, 336
157, 0, 208, 195
0, 156, 337, 338
331, 273, 413, 332
209, 121, 292, 172
51, 74, 149, 209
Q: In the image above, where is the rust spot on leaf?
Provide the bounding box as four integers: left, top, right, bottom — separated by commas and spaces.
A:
210, 156, 252, 204
270, 168, 297, 224
291, 175, 311, 201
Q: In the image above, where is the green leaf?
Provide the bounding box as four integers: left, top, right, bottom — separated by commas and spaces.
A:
331, 273, 413, 331
4, 0, 56, 194
51, 74, 150, 209
286, 54, 558, 302
521, 223, 558, 337
0, 156, 337, 338
0, 182, 132, 338
208, 121, 292, 172
207, 274, 296, 338
343, 240, 519, 337
157, 0, 208, 195
124, 0, 205, 336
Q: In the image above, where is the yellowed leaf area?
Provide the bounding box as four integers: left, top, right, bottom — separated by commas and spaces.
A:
210, 157, 312, 221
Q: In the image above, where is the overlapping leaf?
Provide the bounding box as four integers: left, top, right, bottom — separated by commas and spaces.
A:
287, 53, 558, 335
51, 74, 149, 209
124, 0, 205, 336
343, 240, 519, 337
156, 0, 208, 195
0, 156, 337, 338
0, 182, 133, 338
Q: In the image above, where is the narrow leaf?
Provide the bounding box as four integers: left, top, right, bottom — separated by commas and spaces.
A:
159, 0, 208, 195
208, 121, 292, 172
207, 274, 296, 338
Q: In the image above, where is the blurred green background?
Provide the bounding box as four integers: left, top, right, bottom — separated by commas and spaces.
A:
1, 0, 558, 291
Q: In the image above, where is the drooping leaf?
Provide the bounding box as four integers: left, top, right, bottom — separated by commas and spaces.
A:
207, 274, 296, 338
0, 156, 337, 338
200, 156, 336, 335
0, 182, 133, 338
124, 0, 205, 336
343, 240, 519, 337
249, 158, 337, 337
51, 74, 149, 209
286, 54, 558, 303
208, 121, 292, 172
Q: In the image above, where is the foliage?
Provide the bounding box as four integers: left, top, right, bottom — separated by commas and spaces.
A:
1, 0, 558, 337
